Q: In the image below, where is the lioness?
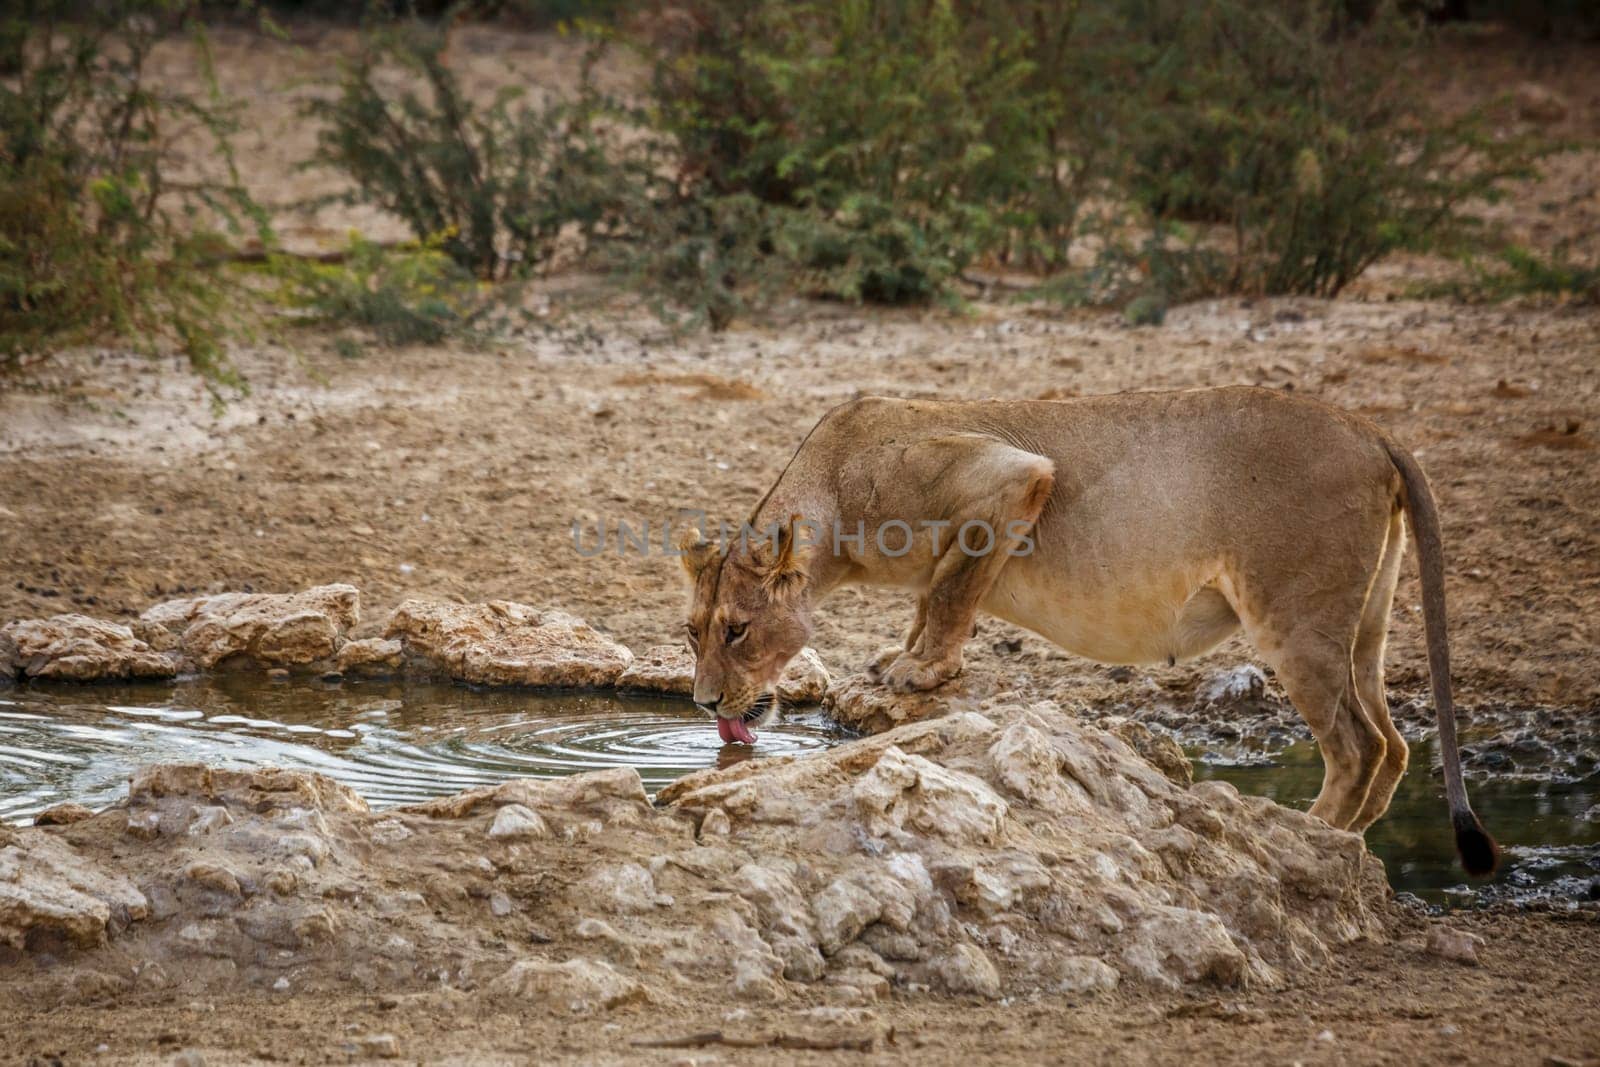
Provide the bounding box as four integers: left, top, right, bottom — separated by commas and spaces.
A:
678, 387, 1497, 875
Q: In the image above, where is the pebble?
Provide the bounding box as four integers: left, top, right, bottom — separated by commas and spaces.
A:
351, 1034, 400, 1059
1426, 925, 1485, 966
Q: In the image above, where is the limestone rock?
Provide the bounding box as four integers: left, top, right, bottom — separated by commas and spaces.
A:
488, 804, 548, 840
140, 584, 360, 670
0, 700, 1391, 1010
486, 958, 649, 1011
128, 764, 368, 816
0, 832, 148, 950
1, 614, 178, 682
933, 942, 1002, 997
32, 803, 96, 827
1425, 925, 1484, 966
777, 647, 831, 703
824, 672, 969, 733
335, 637, 404, 677
613, 644, 693, 694
1197, 664, 1268, 709
616, 643, 831, 704
384, 600, 632, 688
0, 629, 18, 682
1108, 720, 1193, 787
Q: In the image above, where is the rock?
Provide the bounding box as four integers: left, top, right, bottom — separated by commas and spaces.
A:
184, 862, 244, 899
384, 600, 632, 687
0, 699, 1391, 1010
0, 614, 178, 681
488, 804, 548, 840
778, 647, 831, 703
616, 643, 830, 703
0, 629, 18, 682
335, 637, 404, 678
934, 943, 1002, 998
1514, 82, 1568, 123
1425, 925, 1484, 966
1108, 721, 1193, 787
1047, 955, 1119, 995
0, 832, 148, 950
853, 745, 1008, 845
579, 863, 670, 913
32, 802, 95, 826
485, 958, 649, 1012
824, 672, 968, 733
1197, 665, 1267, 708
350, 1034, 400, 1059
1122, 906, 1250, 988
128, 764, 368, 816
613, 644, 694, 694
140, 584, 360, 670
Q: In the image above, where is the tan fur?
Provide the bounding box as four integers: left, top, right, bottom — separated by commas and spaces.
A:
680, 386, 1489, 844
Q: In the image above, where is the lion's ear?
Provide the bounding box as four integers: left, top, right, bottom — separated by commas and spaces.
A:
676, 528, 720, 582
757, 513, 811, 599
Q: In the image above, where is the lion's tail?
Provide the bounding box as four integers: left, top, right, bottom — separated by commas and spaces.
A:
1383, 439, 1499, 878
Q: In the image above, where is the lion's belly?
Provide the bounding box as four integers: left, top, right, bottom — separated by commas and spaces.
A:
982, 553, 1236, 666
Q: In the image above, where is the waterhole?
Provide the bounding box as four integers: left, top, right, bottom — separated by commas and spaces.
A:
2, 679, 1594, 907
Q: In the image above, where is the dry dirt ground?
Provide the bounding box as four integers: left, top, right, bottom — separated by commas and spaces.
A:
1, 18, 1598, 1067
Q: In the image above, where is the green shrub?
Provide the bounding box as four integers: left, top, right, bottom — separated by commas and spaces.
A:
621, 0, 1545, 323
1428, 241, 1600, 304
1111, 0, 1539, 299
269, 233, 502, 348
628, 0, 1048, 308
0, 0, 266, 384
308, 18, 624, 280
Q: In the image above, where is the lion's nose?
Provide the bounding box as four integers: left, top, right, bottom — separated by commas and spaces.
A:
698, 694, 723, 713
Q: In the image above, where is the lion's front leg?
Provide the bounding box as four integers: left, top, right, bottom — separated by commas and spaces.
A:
869, 439, 1055, 693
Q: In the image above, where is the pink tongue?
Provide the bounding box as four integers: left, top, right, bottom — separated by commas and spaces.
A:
716, 716, 757, 745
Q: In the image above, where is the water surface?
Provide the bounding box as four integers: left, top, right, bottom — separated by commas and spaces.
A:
0, 677, 843, 820
1195, 739, 1599, 907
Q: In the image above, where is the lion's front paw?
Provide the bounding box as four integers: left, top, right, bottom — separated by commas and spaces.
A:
865, 644, 905, 682
876, 652, 960, 693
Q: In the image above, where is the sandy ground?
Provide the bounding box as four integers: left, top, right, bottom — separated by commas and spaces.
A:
1, 18, 1598, 1067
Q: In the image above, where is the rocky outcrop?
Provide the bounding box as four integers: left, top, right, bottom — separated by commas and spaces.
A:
0, 615, 180, 682
617, 644, 832, 704
0, 701, 1390, 1009
384, 600, 633, 688
139, 584, 361, 670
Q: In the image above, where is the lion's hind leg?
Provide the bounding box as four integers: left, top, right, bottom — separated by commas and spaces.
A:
1350, 510, 1410, 831
1227, 545, 1390, 831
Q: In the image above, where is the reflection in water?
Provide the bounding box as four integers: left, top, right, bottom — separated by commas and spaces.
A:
0, 676, 844, 821
1194, 740, 1600, 907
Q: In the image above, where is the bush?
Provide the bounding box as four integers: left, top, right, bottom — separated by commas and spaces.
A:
1113, 0, 1539, 300
269, 233, 503, 348
0, 0, 267, 384
618, 0, 1544, 323
629, 0, 1049, 308
308, 18, 625, 280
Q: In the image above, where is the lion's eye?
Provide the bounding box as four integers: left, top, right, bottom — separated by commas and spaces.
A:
684, 625, 700, 653
725, 622, 747, 645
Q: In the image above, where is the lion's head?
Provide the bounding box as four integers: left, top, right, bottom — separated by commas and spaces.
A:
678, 517, 814, 744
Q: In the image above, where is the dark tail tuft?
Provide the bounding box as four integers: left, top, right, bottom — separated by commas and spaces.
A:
1453, 810, 1500, 877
